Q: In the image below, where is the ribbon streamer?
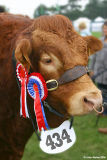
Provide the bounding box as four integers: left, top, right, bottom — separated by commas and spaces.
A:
16, 63, 29, 118
33, 84, 47, 131
27, 73, 49, 131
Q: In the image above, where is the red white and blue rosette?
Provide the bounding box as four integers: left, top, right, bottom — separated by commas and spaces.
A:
27, 73, 49, 131
16, 63, 29, 118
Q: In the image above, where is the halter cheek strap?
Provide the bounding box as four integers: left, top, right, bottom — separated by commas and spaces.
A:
46, 66, 88, 91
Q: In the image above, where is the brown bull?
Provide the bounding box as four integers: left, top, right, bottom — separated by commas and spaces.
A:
0, 13, 103, 160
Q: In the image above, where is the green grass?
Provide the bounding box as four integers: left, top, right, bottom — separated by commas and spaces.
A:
22, 113, 107, 160
92, 32, 102, 38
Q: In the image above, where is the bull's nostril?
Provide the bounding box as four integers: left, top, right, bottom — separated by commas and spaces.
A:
83, 97, 94, 106
83, 96, 104, 113
84, 97, 88, 103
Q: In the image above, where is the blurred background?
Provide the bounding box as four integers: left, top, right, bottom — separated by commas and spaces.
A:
0, 0, 107, 34
0, 0, 107, 160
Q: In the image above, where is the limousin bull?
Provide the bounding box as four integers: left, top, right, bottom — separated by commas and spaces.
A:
0, 13, 103, 160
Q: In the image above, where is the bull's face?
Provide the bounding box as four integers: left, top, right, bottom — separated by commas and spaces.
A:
15, 15, 103, 119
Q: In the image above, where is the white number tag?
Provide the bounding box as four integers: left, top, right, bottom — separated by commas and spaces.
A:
40, 120, 76, 154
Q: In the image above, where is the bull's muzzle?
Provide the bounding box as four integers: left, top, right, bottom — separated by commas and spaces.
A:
83, 93, 103, 114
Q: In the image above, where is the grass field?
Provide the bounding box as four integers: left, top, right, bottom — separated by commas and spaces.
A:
92, 32, 102, 38
22, 32, 107, 160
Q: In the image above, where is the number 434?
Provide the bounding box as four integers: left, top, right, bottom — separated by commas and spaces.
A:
46, 129, 72, 150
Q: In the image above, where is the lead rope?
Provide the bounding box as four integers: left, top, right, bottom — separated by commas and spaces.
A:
69, 116, 74, 129
43, 101, 74, 128
43, 101, 64, 118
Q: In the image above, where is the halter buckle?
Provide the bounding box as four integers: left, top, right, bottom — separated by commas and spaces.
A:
46, 79, 58, 91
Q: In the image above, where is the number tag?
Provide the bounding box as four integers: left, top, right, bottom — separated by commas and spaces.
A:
40, 120, 76, 154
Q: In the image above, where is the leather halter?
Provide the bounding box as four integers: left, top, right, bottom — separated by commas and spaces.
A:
46, 65, 88, 91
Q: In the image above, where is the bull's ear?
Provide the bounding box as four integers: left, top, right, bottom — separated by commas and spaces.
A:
84, 36, 103, 55
15, 39, 32, 70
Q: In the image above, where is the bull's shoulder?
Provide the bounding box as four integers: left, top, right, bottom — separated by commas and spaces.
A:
0, 13, 33, 41
0, 13, 32, 26
0, 13, 33, 63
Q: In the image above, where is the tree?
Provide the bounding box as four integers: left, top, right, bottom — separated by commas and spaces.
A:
65, 9, 83, 20
68, 0, 81, 10
34, 4, 49, 18
33, 0, 107, 20
99, 0, 107, 18
62, 0, 82, 20
33, 0, 82, 19
0, 5, 8, 12
83, 0, 100, 20
82, 0, 107, 19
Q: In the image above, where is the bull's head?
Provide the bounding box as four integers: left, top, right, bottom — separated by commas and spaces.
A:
15, 15, 103, 127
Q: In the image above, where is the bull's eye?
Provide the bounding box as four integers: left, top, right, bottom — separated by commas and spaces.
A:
40, 53, 52, 65
44, 58, 52, 64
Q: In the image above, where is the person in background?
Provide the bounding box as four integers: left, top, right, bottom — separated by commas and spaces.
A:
78, 22, 91, 36
89, 21, 107, 134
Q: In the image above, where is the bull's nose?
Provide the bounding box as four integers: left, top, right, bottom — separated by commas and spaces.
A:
83, 93, 103, 113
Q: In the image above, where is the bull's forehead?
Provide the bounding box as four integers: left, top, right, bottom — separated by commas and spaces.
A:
32, 30, 88, 69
